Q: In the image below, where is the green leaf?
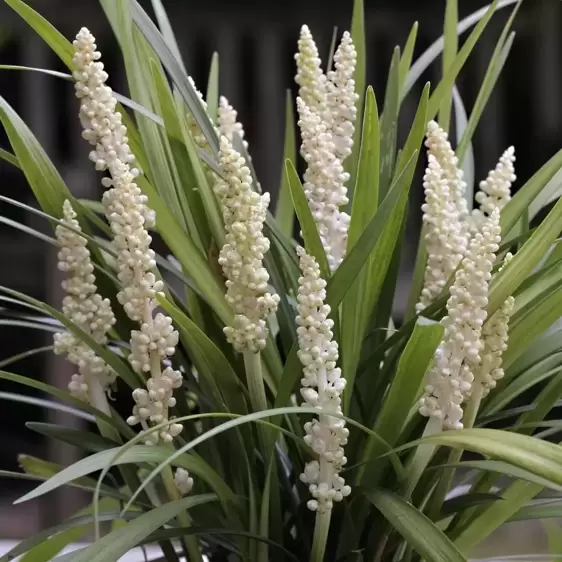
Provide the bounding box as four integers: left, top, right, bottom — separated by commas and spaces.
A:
285, 159, 330, 279
427, 0, 499, 121
15, 445, 235, 507
348, 87, 380, 248
404, 0, 518, 98
0, 511, 128, 562
327, 150, 418, 311
26, 422, 117, 453
348, 0, 366, 191
130, 0, 219, 155
0, 95, 71, 218
511, 499, 562, 522
150, 0, 185, 72
452, 86, 474, 207
0, 286, 141, 390
439, 0, 458, 132
3, 0, 74, 68
488, 192, 562, 316
0, 370, 128, 436
500, 148, 562, 236
456, 0, 521, 164
438, 460, 562, 493
275, 91, 297, 239
136, 175, 231, 324
485, 361, 562, 416
123, 407, 403, 514
0, 146, 19, 168
364, 489, 466, 562
454, 480, 542, 553
359, 318, 444, 486
398, 22, 419, 94
413, 429, 562, 487
157, 295, 246, 414
379, 47, 400, 199
68, 496, 216, 562
206, 52, 220, 123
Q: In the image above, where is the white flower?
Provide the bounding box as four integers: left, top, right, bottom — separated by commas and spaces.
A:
215, 135, 279, 352
295, 25, 327, 116
417, 121, 470, 312
419, 209, 501, 429
218, 96, 247, 149
174, 468, 194, 496
187, 76, 210, 150
74, 28, 183, 444
297, 97, 350, 272
296, 247, 350, 512
294, 28, 358, 272
325, 31, 358, 163
471, 147, 516, 231
468, 253, 515, 398
54, 200, 116, 402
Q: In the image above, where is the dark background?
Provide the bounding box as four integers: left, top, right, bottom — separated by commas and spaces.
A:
0, 0, 560, 538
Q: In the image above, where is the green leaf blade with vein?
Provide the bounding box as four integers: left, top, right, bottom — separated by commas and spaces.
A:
275, 91, 297, 238
285, 159, 330, 279
359, 317, 443, 487
364, 489, 466, 562
439, 0, 458, 131
67, 496, 217, 562
427, 0, 499, 121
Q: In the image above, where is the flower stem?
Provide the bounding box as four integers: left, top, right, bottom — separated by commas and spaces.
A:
405, 416, 442, 497
162, 462, 203, 562
427, 385, 484, 520
243, 350, 269, 446
310, 509, 332, 562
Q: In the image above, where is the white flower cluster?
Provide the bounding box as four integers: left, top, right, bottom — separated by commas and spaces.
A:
215, 136, 279, 352
296, 247, 350, 512
295, 25, 358, 272
54, 200, 116, 403
468, 253, 515, 398
218, 95, 248, 149
73, 28, 183, 444
471, 147, 516, 231
187, 76, 209, 150
325, 32, 358, 162
419, 209, 501, 429
417, 121, 469, 312
174, 468, 194, 496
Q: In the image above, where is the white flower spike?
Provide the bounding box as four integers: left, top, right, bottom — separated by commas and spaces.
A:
469, 253, 515, 399
326, 31, 359, 163
215, 135, 279, 353
417, 121, 470, 312
471, 146, 516, 231
297, 97, 350, 272
174, 468, 194, 496
54, 200, 116, 405
218, 95, 248, 149
73, 28, 183, 444
295, 25, 327, 116
419, 208, 501, 430
296, 246, 350, 512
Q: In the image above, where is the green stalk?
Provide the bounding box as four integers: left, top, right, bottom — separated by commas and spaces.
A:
311, 509, 332, 562
405, 416, 442, 497
162, 462, 204, 562
427, 385, 483, 520
243, 349, 269, 562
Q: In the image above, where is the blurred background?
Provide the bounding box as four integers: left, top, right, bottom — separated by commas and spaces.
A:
0, 0, 561, 555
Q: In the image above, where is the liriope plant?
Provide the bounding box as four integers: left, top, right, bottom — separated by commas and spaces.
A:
1, 0, 562, 560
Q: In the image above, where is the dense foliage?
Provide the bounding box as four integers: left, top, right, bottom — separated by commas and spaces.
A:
1, 0, 562, 561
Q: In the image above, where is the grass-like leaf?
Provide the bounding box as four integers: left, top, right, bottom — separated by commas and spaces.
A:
364, 488, 466, 562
